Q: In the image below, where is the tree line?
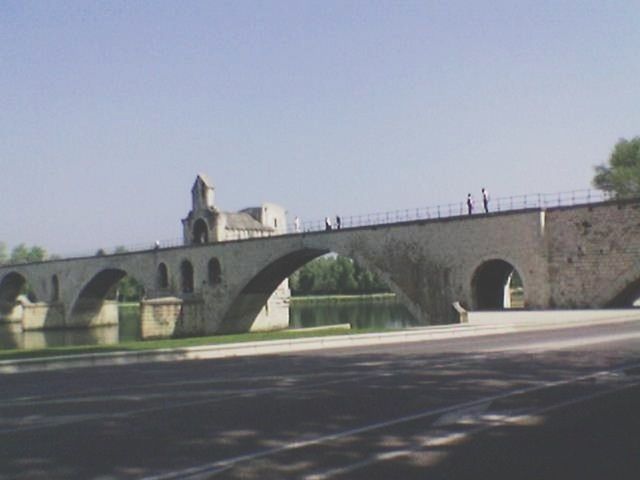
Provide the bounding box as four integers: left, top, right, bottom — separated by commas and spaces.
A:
592, 136, 640, 197
289, 255, 389, 296
0, 242, 50, 265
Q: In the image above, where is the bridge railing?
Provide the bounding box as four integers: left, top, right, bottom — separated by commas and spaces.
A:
294, 188, 612, 233
0, 188, 619, 266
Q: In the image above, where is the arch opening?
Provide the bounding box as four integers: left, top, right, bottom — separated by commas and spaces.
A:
77, 269, 128, 302
607, 277, 640, 308
0, 272, 31, 314
208, 258, 221, 285
288, 253, 417, 330
220, 249, 418, 333
157, 263, 169, 289
72, 268, 145, 328
219, 249, 327, 333
193, 219, 209, 244
74, 268, 145, 307
472, 259, 524, 310
181, 260, 194, 293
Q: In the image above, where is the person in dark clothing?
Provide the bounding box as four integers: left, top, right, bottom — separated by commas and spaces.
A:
466, 193, 474, 215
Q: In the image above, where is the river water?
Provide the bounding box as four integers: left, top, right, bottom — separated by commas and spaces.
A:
0, 295, 420, 350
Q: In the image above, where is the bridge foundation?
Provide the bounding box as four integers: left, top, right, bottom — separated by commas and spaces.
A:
0, 302, 24, 324
68, 300, 119, 328
140, 297, 206, 339
140, 293, 290, 339
1, 298, 118, 335
22, 302, 65, 330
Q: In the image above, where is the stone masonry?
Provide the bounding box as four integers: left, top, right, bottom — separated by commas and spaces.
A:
1, 199, 640, 338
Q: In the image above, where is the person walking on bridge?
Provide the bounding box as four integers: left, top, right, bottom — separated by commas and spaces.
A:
466, 193, 474, 215
482, 187, 490, 213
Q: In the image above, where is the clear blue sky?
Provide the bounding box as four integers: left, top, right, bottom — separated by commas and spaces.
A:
1, 0, 639, 256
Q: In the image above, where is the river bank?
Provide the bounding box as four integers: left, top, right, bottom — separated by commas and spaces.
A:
1, 294, 415, 360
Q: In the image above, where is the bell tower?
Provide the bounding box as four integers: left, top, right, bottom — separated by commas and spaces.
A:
191, 173, 215, 210
182, 174, 219, 245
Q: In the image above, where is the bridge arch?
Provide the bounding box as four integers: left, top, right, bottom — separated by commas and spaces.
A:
70, 267, 147, 319
606, 276, 640, 307
0, 271, 34, 313
471, 258, 524, 310
76, 268, 127, 301
218, 248, 329, 332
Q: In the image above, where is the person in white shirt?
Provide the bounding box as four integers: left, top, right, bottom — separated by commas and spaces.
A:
482, 188, 490, 213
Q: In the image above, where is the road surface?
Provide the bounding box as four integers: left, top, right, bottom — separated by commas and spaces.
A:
1, 320, 640, 479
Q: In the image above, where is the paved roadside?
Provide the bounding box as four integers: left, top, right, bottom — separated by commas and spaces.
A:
2, 311, 639, 374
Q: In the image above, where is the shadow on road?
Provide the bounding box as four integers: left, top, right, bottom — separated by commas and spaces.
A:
1, 343, 640, 479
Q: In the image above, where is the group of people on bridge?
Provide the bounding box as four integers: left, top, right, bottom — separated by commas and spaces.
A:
324, 215, 341, 231
467, 188, 490, 215
292, 188, 491, 234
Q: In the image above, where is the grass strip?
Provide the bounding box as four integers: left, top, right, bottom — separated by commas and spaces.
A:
290, 293, 395, 303
0, 326, 395, 362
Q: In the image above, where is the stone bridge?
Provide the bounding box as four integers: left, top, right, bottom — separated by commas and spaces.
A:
2, 199, 640, 338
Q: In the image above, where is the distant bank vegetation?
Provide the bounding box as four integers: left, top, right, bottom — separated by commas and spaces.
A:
0, 242, 50, 265
289, 255, 389, 296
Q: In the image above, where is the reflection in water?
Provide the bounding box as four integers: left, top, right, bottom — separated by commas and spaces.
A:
119, 305, 141, 342
0, 322, 23, 349
0, 297, 420, 350
0, 306, 140, 350
290, 295, 421, 330
0, 322, 120, 350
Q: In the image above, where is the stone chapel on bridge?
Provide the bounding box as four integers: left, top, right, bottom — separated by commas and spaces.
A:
181, 174, 288, 244
180, 174, 291, 331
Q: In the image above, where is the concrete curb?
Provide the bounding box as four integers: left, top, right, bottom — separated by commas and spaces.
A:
2, 313, 640, 374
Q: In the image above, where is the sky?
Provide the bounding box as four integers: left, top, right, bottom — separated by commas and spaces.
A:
1, 0, 639, 256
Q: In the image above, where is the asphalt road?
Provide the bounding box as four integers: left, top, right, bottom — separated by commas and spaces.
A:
2, 320, 640, 480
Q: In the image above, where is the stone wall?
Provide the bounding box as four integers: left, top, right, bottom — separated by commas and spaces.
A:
307, 209, 549, 323
545, 200, 640, 307
21, 302, 65, 330
67, 300, 119, 328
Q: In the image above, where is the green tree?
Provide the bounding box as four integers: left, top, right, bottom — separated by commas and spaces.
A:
593, 136, 640, 197
26, 246, 47, 263
116, 276, 145, 302
109, 246, 145, 302
334, 256, 357, 293
10, 244, 29, 263
289, 255, 390, 295
0, 242, 7, 264
10, 244, 47, 264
